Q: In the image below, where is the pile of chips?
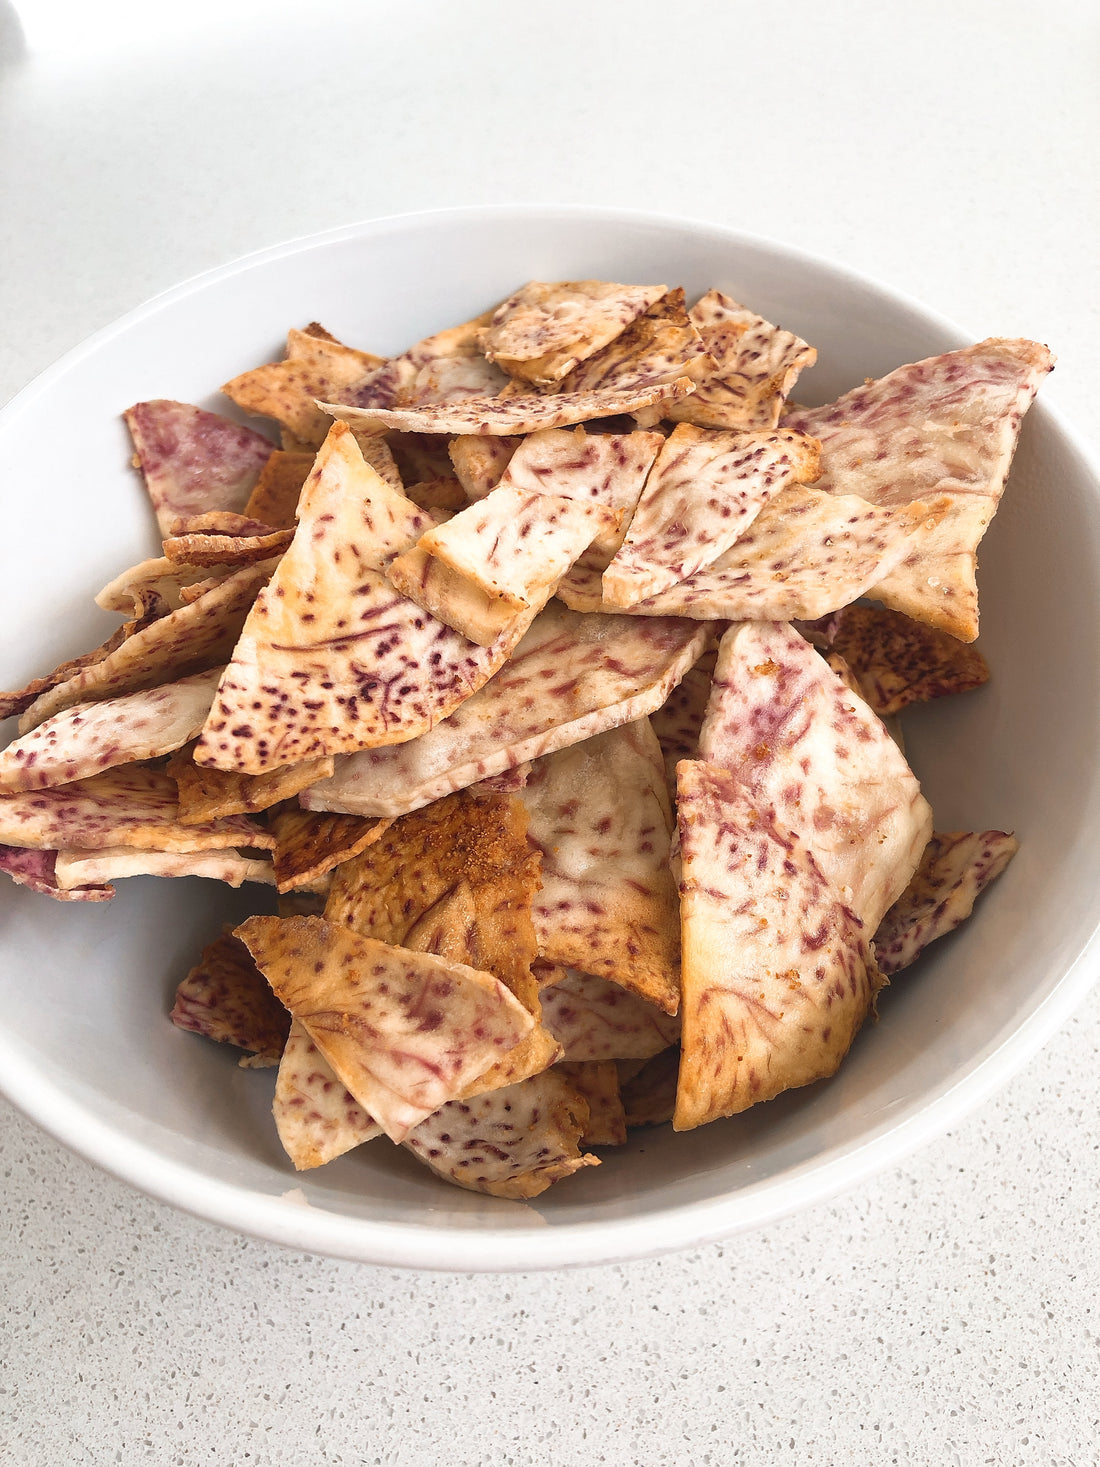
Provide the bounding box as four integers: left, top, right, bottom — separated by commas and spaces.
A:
0, 280, 1052, 1198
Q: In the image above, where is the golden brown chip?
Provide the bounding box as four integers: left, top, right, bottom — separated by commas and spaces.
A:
267, 804, 391, 893
170, 932, 291, 1066
243, 450, 316, 528
274, 1019, 382, 1168
619, 1046, 680, 1127
54, 845, 276, 889
556, 1060, 627, 1145
448, 435, 519, 499
402, 477, 467, 513
162, 523, 294, 567
479, 280, 667, 385
167, 744, 335, 823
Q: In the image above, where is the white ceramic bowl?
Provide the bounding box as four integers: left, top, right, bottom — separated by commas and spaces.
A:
2, 207, 1099, 1271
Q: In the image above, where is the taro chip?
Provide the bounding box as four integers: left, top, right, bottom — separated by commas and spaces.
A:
54, 846, 276, 890
619, 1046, 680, 1128
538, 966, 681, 1061
674, 760, 880, 1130
274, 1019, 382, 1169
551, 288, 713, 395
124, 400, 275, 536
234, 914, 536, 1143
556, 1060, 627, 1146
478, 279, 667, 386
648, 649, 717, 795
0, 844, 112, 902
518, 719, 681, 1014
167, 745, 335, 823
169, 932, 290, 1066
874, 830, 1018, 975
401, 477, 467, 514
402, 1068, 599, 1198
698, 621, 931, 932
268, 804, 391, 893
243, 450, 316, 528
449, 435, 520, 500
96, 557, 237, 617
343, 313, 506, 411
601, 424, 821, 609
162, 513, 294, 568
0, 668, 224, 793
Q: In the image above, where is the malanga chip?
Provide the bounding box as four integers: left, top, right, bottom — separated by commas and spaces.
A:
550, 288, 713, 396
169, 931, 291, 1066
674, 759, 880, 1130
96, 556, 238, 617
448, 435, 519, 500
648, 648, 717, 796
274, 1019, 382, 1169
234, 914, 536, 1143
167, 745, 335, 824
619, 1045, 680, 1128
268, 804, 391, 894
0, 844, 113, 902
342, 311, 506, 411
539, 966, 681, 1061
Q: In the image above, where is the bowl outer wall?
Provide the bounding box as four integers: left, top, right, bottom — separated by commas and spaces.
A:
1, 205, 1098, 1272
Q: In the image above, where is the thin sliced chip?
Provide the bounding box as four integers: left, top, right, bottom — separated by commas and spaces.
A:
169, 932, 291, 1065
167, 745, 334, 823
402, 477, 467, 513
301, 604, 707, 818
0, 844, 113, 902
54, 845, 276, 889
496, 427, 664, 555
601, 424, 821, 608
403, 1069, 599, 1198
268, 805, 391, 894
539, 967, 681, 1061
222, 326, 385, 449
674, 759, 880, 1130
243, 450, 316, 528
383, 432, 453, 485
649, 649, 717, 795
874, 830, 1018, 975
619, 1046, 680, 1127
807, 604, 991, 716
380, 546, 528, 650
449, 435, 519, 500
344, 312, 506, 411
124, 400, 274, 536
519, 719, 681, 1014
162, 521, 293, 567
0, 763, 276, 853
193, 423, 537, 774
478, 280, 667, 385
698, 621, 931, 931
0, 669, 223, 793
558, 486, 949, 622
318, 376, 697, 438
783, 338, 1054, 639
234, 915, 535, 1143
663, 291, 816, 430
96, 556, 237, 616
20, 560, 276, 732
552, 288, 713, 395
273, 1019, 382, 1168
556, 1060, 627, 1146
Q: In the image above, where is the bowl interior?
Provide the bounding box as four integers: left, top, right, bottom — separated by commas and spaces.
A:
2, 208, 1098, 1269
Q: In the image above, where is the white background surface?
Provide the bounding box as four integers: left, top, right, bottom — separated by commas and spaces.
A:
2, 2, 1098, 1463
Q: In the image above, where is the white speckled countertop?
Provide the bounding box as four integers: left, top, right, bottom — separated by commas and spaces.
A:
2, 2, 1099, 1461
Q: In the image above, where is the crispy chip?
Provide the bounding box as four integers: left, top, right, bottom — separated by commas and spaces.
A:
162, 521, 293, 567
273, 1019, 382, 1168
54, 845, 276, 889
556, 1060, 627, 1146
619, 1046, 680, 1127
478, 280, 667, 385
698, 621, 931, 931
663, 291, 817, 430
0, 669, 223, 793
96, 556, 237, 616
519, 719, 681, 1013
649, 649, 717, 795
402, 476, 467, 513
0, 844, 113, 902
319, 376, 697, 438
20, 560, 276, 732
124, 400, 274, 536
551, 288, 713, 395
234, 915, 536, 1142
674, 760, 880, 1130
343, 313, 507, 412
874, 831, 1018, 975
0, 763, 276, 853
167, 745, 334, 823
222, 326, 385, 449
403, 1069, 599, 1197
268, 805, 391, 893
601, 424, 821, 608
806, 604, 991, 715
539, 966, 681, 1061
169, 932, 291, 1065
448, 435, 519, 500
784, 338, 1054, 639
301, 604, 707, 818
243, 450, 316, 528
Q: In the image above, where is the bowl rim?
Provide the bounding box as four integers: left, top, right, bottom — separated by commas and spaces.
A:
2, 202, 1099, 1272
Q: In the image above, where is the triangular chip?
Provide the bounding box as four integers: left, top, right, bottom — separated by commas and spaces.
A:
402, 1069, 599, 1198
551, 288, 713, 395
555, 1060, 627, 1146
169, 931, 291, 1065
874, 830, 1018, 976
0, 763, 276, 853
539, 967, 681, 1061
478, 279, 667, 385
243, 449, 316, 528
518, 719, 681, 1014
193, 423, 537, 774
221, 325, 385, 449
674, 759, 880, 1130
234, 915, 535, 1142
559, 486, 948, 622
318, 376, 697, 438
301, 603, 707, 817
167, 745, 334, 823
54, 845, 276, 889
268, 805, 391, 893
805, 604, 991, 716
20, 559, 276, 732
124, 400, 274, 536
273, 1019, 382, 1168
698, 621, 931, 931
601, 424, 821, 608
783, 338, 1054, 639
663, 291, 816, 430
0, 669, 223, 793
0, 844, 112, 902
448, 435, 519, 500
